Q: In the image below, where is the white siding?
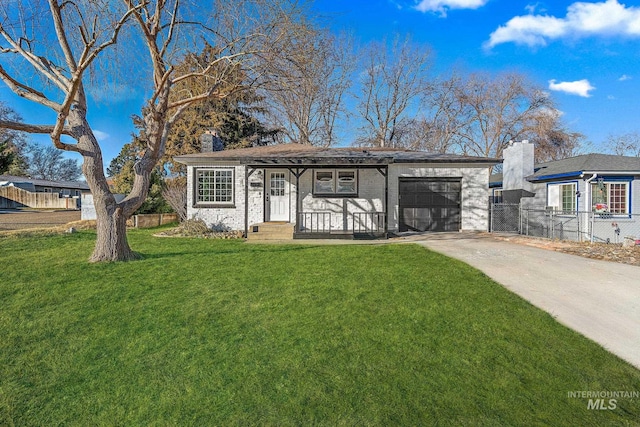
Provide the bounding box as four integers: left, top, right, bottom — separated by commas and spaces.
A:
186, 162, 493, 233
298, 168, 385, 231
186, 163, 247, 231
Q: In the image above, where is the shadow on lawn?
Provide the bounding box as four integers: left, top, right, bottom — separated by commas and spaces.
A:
137, 243, 325, 260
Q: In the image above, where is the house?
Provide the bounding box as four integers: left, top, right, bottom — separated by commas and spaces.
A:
0, 175, 89, 209
0, 175, 89, 196
175, 141, 499, 239
491, 141, 640, 214
490, 140, 640, 241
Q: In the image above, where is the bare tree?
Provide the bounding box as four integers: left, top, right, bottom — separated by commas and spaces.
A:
162, 177, 187, 222
26, 144, 82, 181
355, 36, 431, 147
0, 0, 305, 261
417, 72, 580, 161
606, 132, 640, 157
262, 29, 354, 146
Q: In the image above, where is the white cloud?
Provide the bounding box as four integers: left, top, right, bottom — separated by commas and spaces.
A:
486, 0, 640, 48
608, 95, 616, 100
93, 130, 110, 141
618, 74, 632, 81
548, 79, 595, 97
414, 0, 488, 16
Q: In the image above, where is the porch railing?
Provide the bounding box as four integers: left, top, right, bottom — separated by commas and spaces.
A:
297, 211, 386, 234
353, 211, 386, 233
297, 212, 332, 233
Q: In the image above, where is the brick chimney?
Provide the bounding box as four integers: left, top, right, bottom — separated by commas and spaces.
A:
503, 140, 534, 192
200, 129, 224, 153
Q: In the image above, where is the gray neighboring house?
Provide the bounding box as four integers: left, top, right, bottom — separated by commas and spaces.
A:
175, 142, 499, 239
0, 175, 89, 196
491, 141, 640, 214
0, 175, 89, 209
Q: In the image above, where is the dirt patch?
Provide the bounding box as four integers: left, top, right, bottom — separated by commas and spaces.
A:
0, 210, 81, 230
493, 234, 640, 267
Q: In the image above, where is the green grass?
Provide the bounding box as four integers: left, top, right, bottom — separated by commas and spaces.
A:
1, 230, 639, 426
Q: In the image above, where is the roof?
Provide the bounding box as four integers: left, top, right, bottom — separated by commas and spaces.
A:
174, 143, 500, 166
0, 174, 90, 190
528, 154, 640, 182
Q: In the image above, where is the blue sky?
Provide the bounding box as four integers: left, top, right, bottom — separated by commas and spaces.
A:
312, 0, 640, 149
3, 0, 640, 167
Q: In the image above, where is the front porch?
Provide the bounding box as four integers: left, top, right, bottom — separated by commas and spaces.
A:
245, 163, 390, 240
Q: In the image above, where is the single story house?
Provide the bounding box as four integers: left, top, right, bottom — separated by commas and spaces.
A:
0, 175, 89, 196
0, 175, 89, 209
175, 143, 499, 239
490, 141, 640, 242
490, 141, 640, 214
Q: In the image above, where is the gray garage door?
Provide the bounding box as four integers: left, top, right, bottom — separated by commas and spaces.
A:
399, 178, 461, 232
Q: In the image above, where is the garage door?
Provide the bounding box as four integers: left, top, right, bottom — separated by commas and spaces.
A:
398, 178, 461, 232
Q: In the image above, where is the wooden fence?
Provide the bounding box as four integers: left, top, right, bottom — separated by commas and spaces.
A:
0, 187, 80, 209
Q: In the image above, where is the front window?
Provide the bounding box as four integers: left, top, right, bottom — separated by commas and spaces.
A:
195, 168, 234, 205
313, 169, 358, 196
337, 171, 356, 194
591, 182, 629, 214
560, 183, 575, 212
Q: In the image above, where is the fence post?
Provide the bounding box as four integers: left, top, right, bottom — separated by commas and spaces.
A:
590, 211, 595, 243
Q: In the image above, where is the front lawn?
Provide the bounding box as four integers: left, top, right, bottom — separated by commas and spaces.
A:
1, 230, 639, 425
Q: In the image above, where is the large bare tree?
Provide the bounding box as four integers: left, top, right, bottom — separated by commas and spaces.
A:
0, 0, 304, 261
355, 36, 431, 148
261, 29, 354, 146
415, 72, 581, 161
607, 132, 640, 157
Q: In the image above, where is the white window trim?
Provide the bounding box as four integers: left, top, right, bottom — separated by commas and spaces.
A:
313, 169, 358, 197
590, 181, 631, 215
547, 182, 577, 213
194, 167, 235, 207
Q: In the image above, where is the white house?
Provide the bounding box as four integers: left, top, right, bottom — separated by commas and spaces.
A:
175, 143, 499, 239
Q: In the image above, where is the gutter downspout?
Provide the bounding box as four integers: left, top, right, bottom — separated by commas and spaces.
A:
585, 173, 598, 243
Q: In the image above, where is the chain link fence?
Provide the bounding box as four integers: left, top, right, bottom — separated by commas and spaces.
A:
490, 204, 640, 245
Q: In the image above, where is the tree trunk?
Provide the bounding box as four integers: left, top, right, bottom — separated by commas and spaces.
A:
90, 204, 140, 262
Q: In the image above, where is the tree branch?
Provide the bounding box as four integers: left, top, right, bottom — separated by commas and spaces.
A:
0, 119, 73, 137
0, 65, 63, 111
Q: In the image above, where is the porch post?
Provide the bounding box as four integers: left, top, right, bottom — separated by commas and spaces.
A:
384, 165, 389, 237
244, 166, 256, 238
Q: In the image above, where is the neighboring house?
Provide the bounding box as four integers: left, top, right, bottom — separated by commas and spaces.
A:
491, 141, 640, 214
0, 175, 88, 197
0, 175, 89, 209
175, 141, 499, 239
491, 140, 640, 241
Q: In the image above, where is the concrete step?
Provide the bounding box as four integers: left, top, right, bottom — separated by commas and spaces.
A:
247, 222, 295, 240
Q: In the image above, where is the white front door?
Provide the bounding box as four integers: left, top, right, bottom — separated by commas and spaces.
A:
267, 171, 289, 221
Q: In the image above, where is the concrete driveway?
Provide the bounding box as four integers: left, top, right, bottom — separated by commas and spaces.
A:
408, 233, 640, 370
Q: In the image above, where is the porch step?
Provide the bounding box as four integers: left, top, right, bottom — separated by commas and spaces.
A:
247, 222, 295, 240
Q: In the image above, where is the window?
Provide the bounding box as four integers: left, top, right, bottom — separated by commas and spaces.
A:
591, 182, 629, 214
337, 171, 356, 194
492, 189, 503, 204
195, 168, 234, 205
314, 171, 334, 194
313, 169, 358, 196
560, 184, 575, 212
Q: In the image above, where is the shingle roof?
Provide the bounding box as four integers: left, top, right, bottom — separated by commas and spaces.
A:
528, 154, 640, 181
174, 143, 500, 166
0, 174, 90, 190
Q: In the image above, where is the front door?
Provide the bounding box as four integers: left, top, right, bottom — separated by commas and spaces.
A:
267, 171, 289, 221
